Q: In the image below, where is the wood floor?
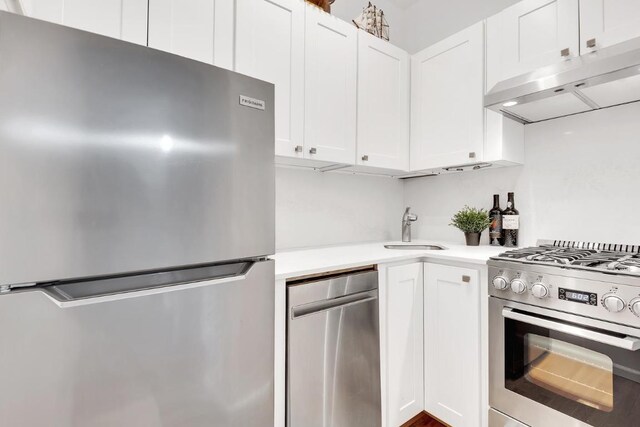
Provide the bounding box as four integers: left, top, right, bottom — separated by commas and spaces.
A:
401, 411, 449, 427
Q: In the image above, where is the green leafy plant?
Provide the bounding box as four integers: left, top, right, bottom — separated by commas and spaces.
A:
449, 206, 492, 233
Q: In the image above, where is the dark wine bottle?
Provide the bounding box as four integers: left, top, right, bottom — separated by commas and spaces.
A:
489, 194, 503, 246
502, 192, 519, 247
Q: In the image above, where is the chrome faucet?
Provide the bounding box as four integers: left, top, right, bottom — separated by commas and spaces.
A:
402, 207, 418, 242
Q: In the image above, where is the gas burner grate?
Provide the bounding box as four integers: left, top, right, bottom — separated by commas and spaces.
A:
492, 241, 640, 276
525, 248, 599, 265
539, 239, 640, 254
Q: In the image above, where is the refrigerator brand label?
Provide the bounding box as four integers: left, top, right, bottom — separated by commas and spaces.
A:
239, 95, 266, 111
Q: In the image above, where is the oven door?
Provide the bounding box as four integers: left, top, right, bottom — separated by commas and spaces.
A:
489, 297, 640, 427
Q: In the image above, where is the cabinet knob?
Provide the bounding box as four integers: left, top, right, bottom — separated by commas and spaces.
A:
309, 147, 317, 155
468, 152, 476, 159
362, 155, 369, 162
586, 38, 597, 49
462, 275, 471, 283
560, 48, 571, 57
294, 145, 303, 153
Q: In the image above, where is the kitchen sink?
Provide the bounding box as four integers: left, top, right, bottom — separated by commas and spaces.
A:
384, 244, 447, 250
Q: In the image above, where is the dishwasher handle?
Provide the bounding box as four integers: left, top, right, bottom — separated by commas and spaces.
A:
291, 289, 378, 319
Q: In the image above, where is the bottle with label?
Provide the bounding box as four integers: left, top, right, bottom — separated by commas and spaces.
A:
502, 192, 519, 247
489, 194, 503, 246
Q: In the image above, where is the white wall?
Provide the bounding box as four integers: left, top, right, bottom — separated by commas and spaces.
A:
276, 166, 404, 250
402, 0, 519, 53
333, 1, 522, 54
404, 103, 640, 247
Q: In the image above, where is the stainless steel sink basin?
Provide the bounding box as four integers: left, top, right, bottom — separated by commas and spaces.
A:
384, 244, 447, 251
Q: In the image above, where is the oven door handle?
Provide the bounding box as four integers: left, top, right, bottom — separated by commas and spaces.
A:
502, 308, 640, 351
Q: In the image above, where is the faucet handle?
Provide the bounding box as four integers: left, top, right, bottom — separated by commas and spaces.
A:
403, 207, 418, 222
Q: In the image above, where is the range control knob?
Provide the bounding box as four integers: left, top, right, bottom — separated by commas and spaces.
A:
492, 276, 509, 291
531, 282, 549, 299
510, 278, 527, 294
602, 294, 626, 313
630, 298, 640, 317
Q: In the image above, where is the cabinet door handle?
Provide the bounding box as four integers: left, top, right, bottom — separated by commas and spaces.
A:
462, 275, 471, 283
362, 155, 369, 162
294, 145, 303, 153
560, 48, 571, 57
309, 147, 317, 155
586, 38, 597, 49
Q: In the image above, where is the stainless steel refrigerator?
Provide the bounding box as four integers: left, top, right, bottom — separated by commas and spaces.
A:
0, 11, 275, 426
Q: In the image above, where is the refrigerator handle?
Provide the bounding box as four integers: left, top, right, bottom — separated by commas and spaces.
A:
42, 266, 256, 309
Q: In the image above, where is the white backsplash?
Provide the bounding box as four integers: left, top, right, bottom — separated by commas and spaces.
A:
404, 103, 640, 247
276, 167, 404, 250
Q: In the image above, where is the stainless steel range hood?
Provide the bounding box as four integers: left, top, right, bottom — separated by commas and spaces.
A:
485, 36, 640, 124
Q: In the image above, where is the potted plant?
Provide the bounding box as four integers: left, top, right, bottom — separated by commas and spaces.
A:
450, 206, 492, 246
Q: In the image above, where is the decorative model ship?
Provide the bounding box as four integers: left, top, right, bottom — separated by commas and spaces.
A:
353, 2, 389, 41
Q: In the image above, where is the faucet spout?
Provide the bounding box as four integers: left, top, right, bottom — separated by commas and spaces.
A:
402, 207, 418, 243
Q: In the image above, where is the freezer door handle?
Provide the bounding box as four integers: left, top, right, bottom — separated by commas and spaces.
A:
291, 290, 378, 319
42, 262, 262, 308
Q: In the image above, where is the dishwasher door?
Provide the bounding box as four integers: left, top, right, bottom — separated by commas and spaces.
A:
287, 269, 381, 427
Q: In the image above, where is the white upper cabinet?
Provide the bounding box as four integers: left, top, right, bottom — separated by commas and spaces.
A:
486, 0, 579, 91
148, 0, 234, 69
424, 263, 481, 427
579, 0, 640, 53
236, 0, 305, 158
381, 262, 424, 427
21, 0, 148, 44
304, 6, 357, 164
411, 22, 484, 171
357, 31, 410, 171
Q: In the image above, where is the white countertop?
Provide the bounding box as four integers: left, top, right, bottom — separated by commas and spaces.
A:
273, 241, 510, 280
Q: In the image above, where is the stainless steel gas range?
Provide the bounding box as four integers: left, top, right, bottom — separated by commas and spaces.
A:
488, 240, 640, 427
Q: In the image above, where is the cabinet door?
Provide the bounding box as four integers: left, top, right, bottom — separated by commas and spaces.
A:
580, 0, 640, 53
382, 263, 424, 427
486, 0, 579, 91
304, 6, 357, 164
411, 22, 484, 171
148, 0, 234, 69
424, 263, 480, 427
236, 0, 304, 158
357, 31, 410, 171
24, 0, 147, 44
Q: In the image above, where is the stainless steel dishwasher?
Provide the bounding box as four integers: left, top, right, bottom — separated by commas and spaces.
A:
287, 267, 381, 427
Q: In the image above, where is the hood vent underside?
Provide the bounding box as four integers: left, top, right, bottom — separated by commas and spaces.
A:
485, 36, 640, 124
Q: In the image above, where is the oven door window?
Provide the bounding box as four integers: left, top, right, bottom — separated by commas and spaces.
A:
505, 313, 640, 426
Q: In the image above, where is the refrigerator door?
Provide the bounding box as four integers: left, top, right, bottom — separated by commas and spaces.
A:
0, 259, 275, 426
0, 12, 275, 286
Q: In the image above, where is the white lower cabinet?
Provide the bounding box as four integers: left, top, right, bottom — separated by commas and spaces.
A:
424, 263, 481, 427
380, 262, 424, 427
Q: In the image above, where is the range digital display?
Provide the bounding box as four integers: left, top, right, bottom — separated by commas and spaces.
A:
558, 288, 597, 305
